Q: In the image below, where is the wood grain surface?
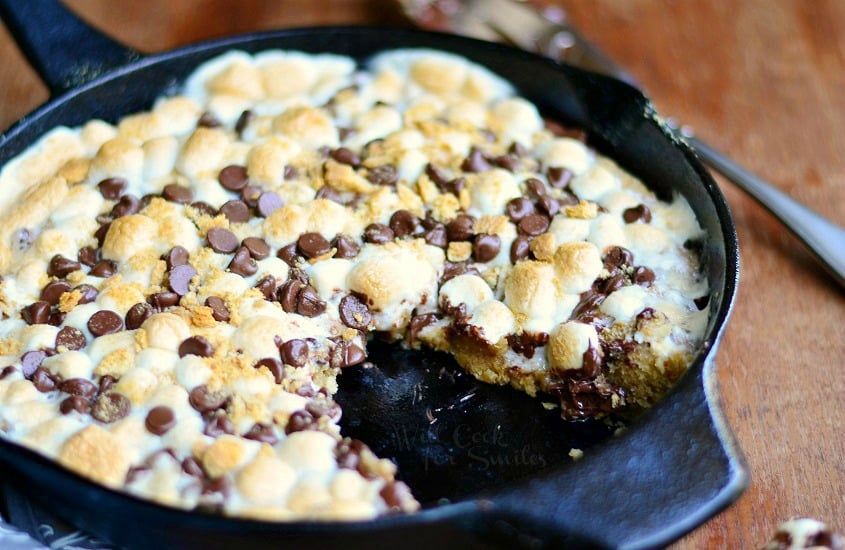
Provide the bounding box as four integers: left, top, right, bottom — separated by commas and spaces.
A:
0, 1, 842, 548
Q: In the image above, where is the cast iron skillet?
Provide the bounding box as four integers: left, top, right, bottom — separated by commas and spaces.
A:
0, 2, 744, 549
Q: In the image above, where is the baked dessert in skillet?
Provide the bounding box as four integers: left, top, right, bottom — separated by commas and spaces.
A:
0, 49, 708, 519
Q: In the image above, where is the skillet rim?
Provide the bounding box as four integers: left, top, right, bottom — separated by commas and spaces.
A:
0, 24, 743, 547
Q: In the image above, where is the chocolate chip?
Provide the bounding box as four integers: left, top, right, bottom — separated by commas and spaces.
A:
446, 214, 475, 242
31, 367, 57, 392
570, 291, 606, 324
74, 284, 99, 304
518, 213, 550, 236
182, 457, 205, 477
277, 280, 305, 313
440, 261, 480, 284
330, 147, 360, 167
242, 237, 270, 260
60, 378, 98, 399
315, 185, 343, 203
510, 235, 532, 263
22, 301, 50, 325
207, 227, 239, 254
179, 336, 214, 358
506, 197, 536, 223
389, 210, 420, 238
147, 291, 180, 310
234, 110, 254, 136
256, 192, 283, 217
98, 375, 117, 394
0, 366, 16, 380
189, 385, 226, 413
168, 264, 197, 295
332, 235, 359, 259
140, 194, 157, 208
111, 194, 141, 218
203, 413, 235, 437
94, 222, 111, 247
243, 423, 277, 445
544, 119, 587, 141
48, 255, 81, 278
297, 232, 331, 259
366, 164, 398, 186
547, 167, 573, 189
603, 246, 635, 270
285, 410, 315, 434
494, 154, 520, 172
509, 142, 528, 156
597, 272, 627, 295
461, 147, 490, 172
162, 183, 194, 204
163, 246, 189, 270
78, 246, 99, 267
363, 223, 394, 244
305, 400, 341, 421
220, 199, 250, 223
424, 224, 448, 248
241, 185, 262, 207
408, 313, 439, 346
40, 281, 71, 305
197, 112, 221, 128
330, 339, 366, 368
190, 201, 217, 217
55, 326, 86, 351
254, 275, 276, 300
255, 357, 284, 384
145, 406, 176, 435
87, 310, 123, 337
537, 195, 560, 217
48, 310, 65, 327
441, 177, 466, 196
472, 234, 501, 262
694, 295, 710, 310
227, 246, 258, 277
97, 177, 127, 200
633, 266, 656, 287
89, 259, 116, 278
623, 204, 652, 224
339, 294, 372, 331
60, 395, 90, 415
204, 296, 230, 322
296, 286, 326, 317
20, 350, 46, 378
91, 392, 130, 423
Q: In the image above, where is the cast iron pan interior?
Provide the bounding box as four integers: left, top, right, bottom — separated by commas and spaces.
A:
0, 5, 744, 549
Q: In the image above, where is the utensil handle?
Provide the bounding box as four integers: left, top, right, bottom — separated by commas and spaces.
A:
0, 0, 139, 96
687, 135, 845, 288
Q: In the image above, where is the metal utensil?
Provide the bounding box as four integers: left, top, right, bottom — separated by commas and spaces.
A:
401, 0, 845, 289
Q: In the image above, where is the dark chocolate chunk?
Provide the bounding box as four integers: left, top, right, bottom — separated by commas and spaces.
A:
242, 237, 270, 260
87, 310, 123, 337
22, 301, 50, 325
94, 222, 111, 247
179, 336, 214, 358
147, 291, 180, 310
330, 147, 360, 167
219, 199, 250, 223
111, 194, 141, 218
623, 204, 652, 224
89, 259, 116, 278
163, 246, 189, 270
253, 275, 276, 301
537, 195, 560, 217
547, 166, 573, 189
40, 281, 71, 305
472, 233, 501, 262
256, 192, 283, 217
366, 164, 398, 186
91, 392, 130, 423
162, 183, 194, 204
297, 232, 332, 259
188, 385, 226, 413
227, 246, 257, 276
204, 296, 230, 322
168, 264, 197, 296
296, 286, 326, 317
446, 214, 475, 242
524, 177, 547, 198
48, 255, 81, 278
339, 294, 372, 331
363, 223, 394, 244
330, 339, 366, 368
255, 357, 284, 384
277, 242, 300, 266
55, 326, 86, 351
78, 246, 99, 267
74, 284, 99, 305
279, 339, 309, 368
602, 246, 635, 270
505, 197, 536, 223
97, 177, 127, 200
207, 227, 239, 254
518, 213, 550, 236
332, 234, 360, 259
31, 367, 57, 392
389, 210, 420, 238
145, 406, 176, 435
60, 395, 90, 415
425, 163, 449, 188
277, 280, 305, 313
60, 378, 98, 399
424, 224, 448, 248
510, 235, 532, 264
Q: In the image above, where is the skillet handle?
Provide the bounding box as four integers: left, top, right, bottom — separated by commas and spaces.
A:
0, 0, 139, 96
477, 366, 748, 549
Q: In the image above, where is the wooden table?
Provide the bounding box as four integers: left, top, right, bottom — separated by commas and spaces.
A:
0, 1, 842, 547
